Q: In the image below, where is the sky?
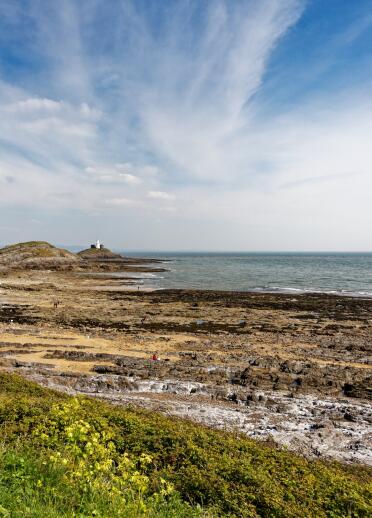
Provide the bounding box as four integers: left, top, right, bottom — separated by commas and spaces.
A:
0, 0, 371, 251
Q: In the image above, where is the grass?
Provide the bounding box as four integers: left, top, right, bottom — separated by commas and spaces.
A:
78, 247, 116, 257
0, 241, 52, 253
0, 241, 75, 260
0, 373, 371, 517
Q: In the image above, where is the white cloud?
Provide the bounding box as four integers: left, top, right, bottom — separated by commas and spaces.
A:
101, 197, 143, 208
147, 191, 175, 200
115, 163, 160, 178
83, 163, 153, 186
0, 1, 306, 214
79, 102, 101, 119
7, 98, 63, 113
136, 0, 304, 183
119, 173, 141, 185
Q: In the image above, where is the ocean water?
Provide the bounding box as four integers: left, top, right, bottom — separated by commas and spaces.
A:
119, 252, 372, 297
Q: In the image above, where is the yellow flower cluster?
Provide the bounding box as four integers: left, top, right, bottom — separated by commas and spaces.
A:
33, 398, 174, 505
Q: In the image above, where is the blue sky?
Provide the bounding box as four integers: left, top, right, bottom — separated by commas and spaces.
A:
0, 0, 371, 251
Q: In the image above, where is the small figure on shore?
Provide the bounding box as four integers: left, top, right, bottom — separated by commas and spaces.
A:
53, 300, 60, 309
151, 353, 159, 361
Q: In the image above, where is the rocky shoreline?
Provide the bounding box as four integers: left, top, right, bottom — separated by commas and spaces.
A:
0, 265, 371, 465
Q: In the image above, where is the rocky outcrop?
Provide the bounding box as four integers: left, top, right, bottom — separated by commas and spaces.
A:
0, 241, 80, 271
77, 246, 166, 273
77, 247, 123, 260
0, 241, 163, 274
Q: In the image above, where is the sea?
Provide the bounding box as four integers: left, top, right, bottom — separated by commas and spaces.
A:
119, 252, 372, 297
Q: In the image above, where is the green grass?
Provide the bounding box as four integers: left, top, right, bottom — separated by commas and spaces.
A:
77, 247, 116, 257
0, 241, 75, 260
0, 373, 370, 517
0, 447, 198, 518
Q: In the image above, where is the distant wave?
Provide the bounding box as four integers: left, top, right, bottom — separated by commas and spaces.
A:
252, 286, 372, 297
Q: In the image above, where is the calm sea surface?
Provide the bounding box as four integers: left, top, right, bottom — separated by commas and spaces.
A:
119, 252, 372, 297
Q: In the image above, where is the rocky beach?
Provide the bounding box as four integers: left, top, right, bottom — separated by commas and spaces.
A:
0, 242, 371, 466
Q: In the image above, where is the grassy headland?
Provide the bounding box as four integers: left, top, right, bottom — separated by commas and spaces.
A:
0, 241, 164, 274
0, 241, 79, 271
0, 373, 370, 517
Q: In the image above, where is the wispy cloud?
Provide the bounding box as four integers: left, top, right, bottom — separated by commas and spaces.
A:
147, 191, 175, 201
0, 1, 304, 199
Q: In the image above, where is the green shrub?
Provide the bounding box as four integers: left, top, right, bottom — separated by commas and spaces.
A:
0, 373, 371, 517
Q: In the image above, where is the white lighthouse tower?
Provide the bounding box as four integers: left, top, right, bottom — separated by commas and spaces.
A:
91, 240, 104, 250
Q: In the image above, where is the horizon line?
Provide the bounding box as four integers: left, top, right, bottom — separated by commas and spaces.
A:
60, 245, 372, 254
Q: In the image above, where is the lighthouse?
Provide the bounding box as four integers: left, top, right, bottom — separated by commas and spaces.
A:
90, 240, 104, 249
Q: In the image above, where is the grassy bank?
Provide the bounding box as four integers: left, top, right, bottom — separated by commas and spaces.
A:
0, 373, 370, 517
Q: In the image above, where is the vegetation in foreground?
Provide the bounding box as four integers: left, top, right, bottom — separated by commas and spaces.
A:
0, 373, 370, 517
